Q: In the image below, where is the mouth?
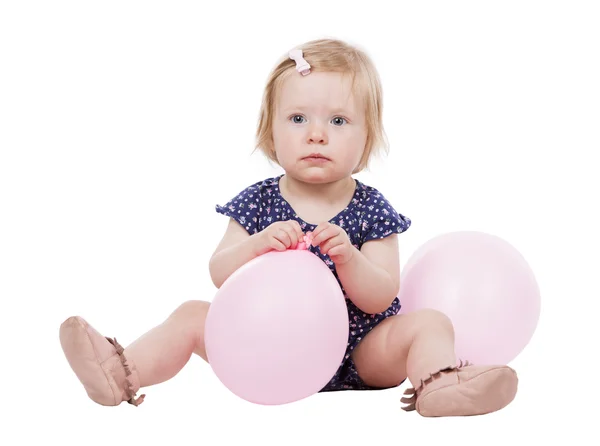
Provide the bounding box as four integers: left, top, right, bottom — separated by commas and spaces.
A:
302, 153, 331, 161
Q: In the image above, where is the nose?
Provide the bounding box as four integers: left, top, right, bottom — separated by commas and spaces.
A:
306, 124, 328, 145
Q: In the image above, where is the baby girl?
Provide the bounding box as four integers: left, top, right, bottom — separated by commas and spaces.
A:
59, 38, 518, 417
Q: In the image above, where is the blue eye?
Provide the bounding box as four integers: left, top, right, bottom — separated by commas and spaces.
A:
289, 115, 348, 125
332, 117, 347, 126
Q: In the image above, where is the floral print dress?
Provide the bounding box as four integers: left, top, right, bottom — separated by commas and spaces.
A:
215, 174, 411, 391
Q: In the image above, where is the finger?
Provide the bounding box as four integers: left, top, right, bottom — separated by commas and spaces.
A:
304, 230, 314, 245
309, 225, 327, 246
286, 221, 303, 245
269, 237, 287, 251
273, 228, 292, 248
282, 226, 301, 248
290, 220, 304, 240
327, 244, 345, 258
282, 226, 300, 248
309, 222, 329, 241
320, 235, 342, 255
311, 225, 339, 247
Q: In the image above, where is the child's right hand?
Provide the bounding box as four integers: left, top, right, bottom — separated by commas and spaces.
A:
257, 220, 305, 253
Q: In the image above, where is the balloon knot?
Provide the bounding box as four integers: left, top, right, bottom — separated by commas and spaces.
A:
295, 233, 313, 250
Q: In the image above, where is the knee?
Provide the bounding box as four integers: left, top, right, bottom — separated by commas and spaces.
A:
172, 300, 211, 360
414, 308, 454, 335
170, 300, 210, 323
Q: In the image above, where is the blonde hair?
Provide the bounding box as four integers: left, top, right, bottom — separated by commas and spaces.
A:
254, 38, 389, 173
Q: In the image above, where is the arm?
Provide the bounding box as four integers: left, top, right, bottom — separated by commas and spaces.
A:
208, 218, 305, 288
208, 218, 263, 288
335, 235, 400, 314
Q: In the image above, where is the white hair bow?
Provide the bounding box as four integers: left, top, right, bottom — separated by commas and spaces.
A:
288, 49, 311, 76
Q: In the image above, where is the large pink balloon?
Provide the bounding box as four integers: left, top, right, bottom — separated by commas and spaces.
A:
204, 249, 349, 405
398, 231, 540, 365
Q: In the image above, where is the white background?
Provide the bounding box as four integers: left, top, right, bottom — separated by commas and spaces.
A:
1, 1, 598, 444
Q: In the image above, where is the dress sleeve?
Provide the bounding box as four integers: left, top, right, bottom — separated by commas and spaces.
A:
363, 191, 411, 242
215, 184, 261, 235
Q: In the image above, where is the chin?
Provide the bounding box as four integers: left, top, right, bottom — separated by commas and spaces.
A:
290, 168, 345, 184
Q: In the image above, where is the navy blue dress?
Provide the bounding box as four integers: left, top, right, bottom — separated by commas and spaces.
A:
215, 174, 411, 391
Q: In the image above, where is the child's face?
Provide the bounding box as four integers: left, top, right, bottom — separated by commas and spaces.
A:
272, 71, 367, 184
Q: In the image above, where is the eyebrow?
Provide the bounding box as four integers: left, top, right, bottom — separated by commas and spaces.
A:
282, 105, 353, 114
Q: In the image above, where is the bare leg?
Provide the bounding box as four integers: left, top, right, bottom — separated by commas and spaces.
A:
125, 300, 210, 387
352, 308, 518, 417
404, 309, 457, 384
351, 309, 455, 389
59, 300, 210, 406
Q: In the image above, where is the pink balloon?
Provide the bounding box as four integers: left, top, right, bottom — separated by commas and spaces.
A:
204, 249, 349, 405
398, 231, 541, 365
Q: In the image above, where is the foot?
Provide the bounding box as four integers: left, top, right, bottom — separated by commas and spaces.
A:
59, 316, 145, 406
401, 360, 518, 417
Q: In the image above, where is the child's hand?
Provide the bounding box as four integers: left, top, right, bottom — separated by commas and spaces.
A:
258, 220, 305, 253
310, 222, 355, 265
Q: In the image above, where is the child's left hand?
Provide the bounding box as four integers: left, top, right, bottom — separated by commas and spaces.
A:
309, 222, 355, 265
